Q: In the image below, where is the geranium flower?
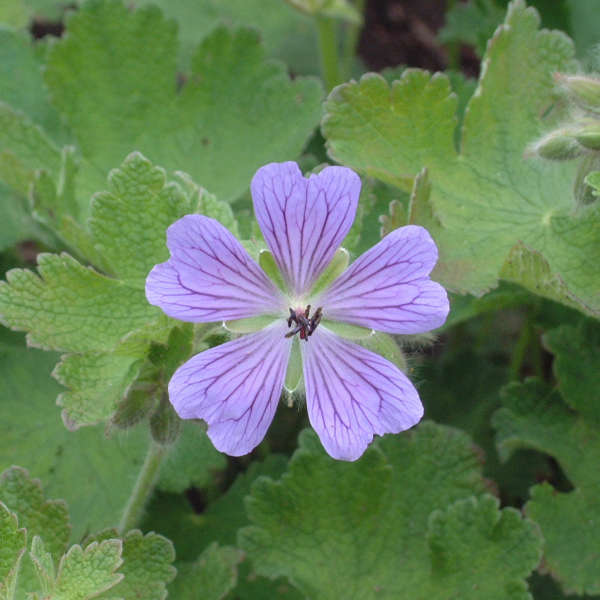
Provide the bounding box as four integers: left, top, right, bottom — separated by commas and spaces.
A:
145, 162, 449, 461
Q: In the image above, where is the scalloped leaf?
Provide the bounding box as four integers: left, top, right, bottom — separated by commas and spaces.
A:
322, 1, 600, 317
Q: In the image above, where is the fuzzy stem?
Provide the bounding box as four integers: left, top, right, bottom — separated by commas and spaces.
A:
341, 0, 365, 80
509, 318, 532, 381
118, 441, 166, 534
317, 16, 341, 92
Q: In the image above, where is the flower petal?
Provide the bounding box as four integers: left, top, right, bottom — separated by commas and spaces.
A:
317, 225, 449, 334
146, 215, 285, 322
169, 321, 292, 456
301, 327, 423, 461
251, 162, 361, 296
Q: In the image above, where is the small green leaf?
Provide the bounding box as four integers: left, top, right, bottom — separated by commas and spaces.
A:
86, 530, 175, 600
168, 543, 242, 600
427, 495, 542, 599
584, 170, 600, 196
53, 539, 123, 600
29, 536, 55, 597
0, 467, 69, 563
54, 350, 143, 429
157, 422, 226, 493
89, 153, 193, 287
0, 502, 26, 600
0, 102, 61, 197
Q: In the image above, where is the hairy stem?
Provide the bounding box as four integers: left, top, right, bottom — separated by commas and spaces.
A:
509, 318, 532, 381
118, 441, 167, 533
317, 16, 341, 92
341, 0, 365, 80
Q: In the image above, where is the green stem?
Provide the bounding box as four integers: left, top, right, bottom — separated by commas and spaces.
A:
317, 16, 341, 92
341, 0, 365, 80
118, 441, 166, 534
509, 318, 532, 381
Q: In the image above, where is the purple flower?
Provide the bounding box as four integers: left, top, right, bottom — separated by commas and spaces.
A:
145, 162, 449, 461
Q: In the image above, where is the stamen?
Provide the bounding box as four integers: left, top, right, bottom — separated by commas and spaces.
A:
285, 305, 323, 341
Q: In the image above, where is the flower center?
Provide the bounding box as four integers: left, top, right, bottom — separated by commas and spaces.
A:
285, 305, 322, 341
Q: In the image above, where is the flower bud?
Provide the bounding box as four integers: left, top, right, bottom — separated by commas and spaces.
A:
555, 73, 600, 114
150, 392, 182, 445
531, 128, 584, 161
574, 122, 600, 151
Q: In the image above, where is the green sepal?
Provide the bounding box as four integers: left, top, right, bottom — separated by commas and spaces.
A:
358, 331, 407, 372
584, 171, 600, 197
557, 73, 600, 114
110, 385, 159, 431
223, 316, 278, 334
284, 337, 303, 393
531, 128, 583, 161
150, 393, 182, 446
321, 320, 372, 340
259, 250, 287, 292
574, 122, 600, 151
310, 247, 349, 296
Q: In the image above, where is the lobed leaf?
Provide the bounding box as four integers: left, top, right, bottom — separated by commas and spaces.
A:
168, 543, 242, 600
238, 423, 540, 599
493, 319, 600, 594
323, 1, 600, 317
44, 0, 322, 205
53, 539, 123, 599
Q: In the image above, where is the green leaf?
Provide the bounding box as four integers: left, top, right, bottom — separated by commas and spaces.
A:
86, 530, 175, 600
543, 319, 600, 422
239, 423, 537, 599
0, 333, 150, 540
0, 153, 198, 427
0, 102, 61, 197
89, 153, 193, 287
0, 503, 26, 600
0, 252, 157, 352
29, 537, 55, 597
156, 422, 226, 493
438, 0, 505, 58
322, 2, 600, 318
427, 495, 542, 600
196, 455, 289, 550
132, 0, 319, 76
53, 539, 123, 599
168, 543, 242, 600
44, 1, 322, 204
0, 467, 70, 563
493, 373, 600, 594
53, 350, 143, 429
584, 170, 600, 196
0, 29, 66, 140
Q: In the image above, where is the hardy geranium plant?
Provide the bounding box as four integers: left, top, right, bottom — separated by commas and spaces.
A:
145, 162, 449, 460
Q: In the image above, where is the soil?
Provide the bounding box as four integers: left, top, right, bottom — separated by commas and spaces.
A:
358, 0, 480, 76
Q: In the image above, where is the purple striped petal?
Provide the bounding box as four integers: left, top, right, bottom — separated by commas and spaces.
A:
301, 327, 423, 461
169, 321, 292, 456
146, 215, 285, 322
251, 162, 361, 296
317, 225, 449, 334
